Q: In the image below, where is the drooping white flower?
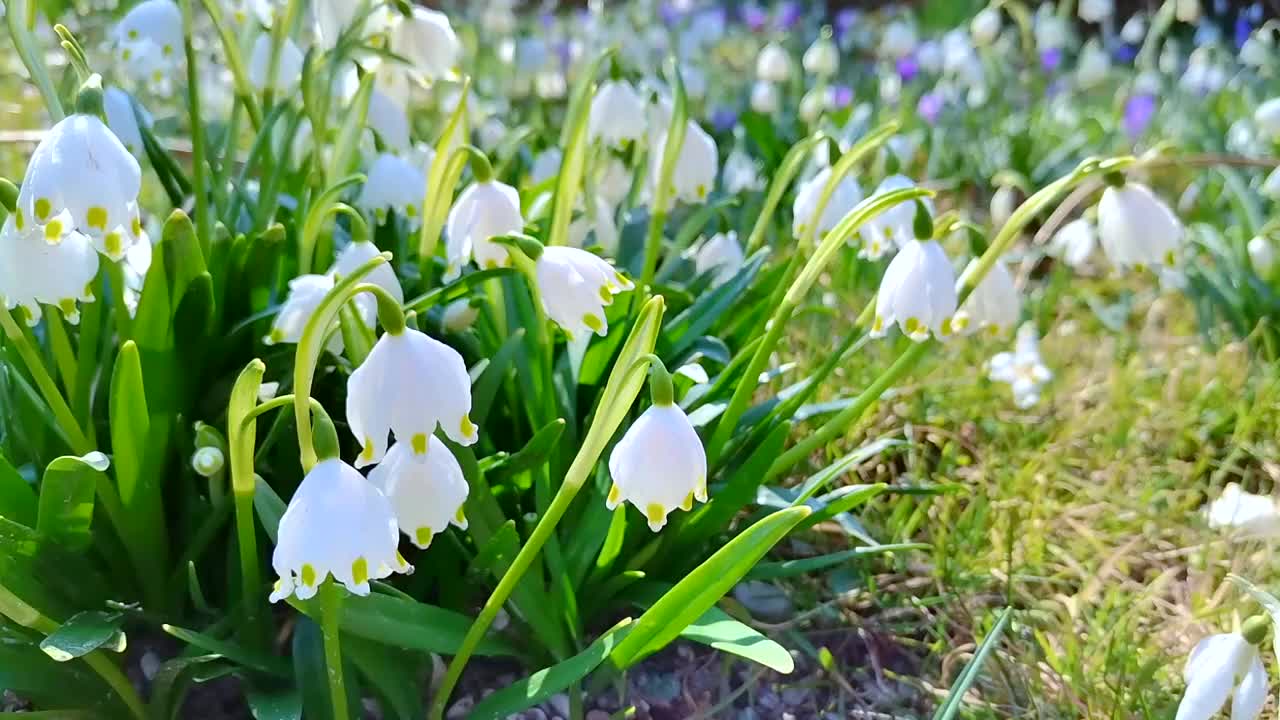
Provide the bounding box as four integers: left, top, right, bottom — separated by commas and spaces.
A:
442, 299, 479, 333
803, 35, 839, 77
723, 146, 765, 194
1050, 218, 1098, 267
1205, 483, 1280, 538
872, 233, 958, 342
445, 180, 524, 276
694, 231, 744, 284
798, 88, 825, 124
391, 7, 460, 81
249, 34, 304, 93
750, 81, 780, 114
596, 156, 633, 205
269, 458, 409, 602
358, 153, 427, 228
990, 185, 1018, 230
755, 43, 792, 83
115, 0, 183, 66
1175, 0, 1201, 23
880, 20, 917, 59
589, 81, 647, 146
332, 240, 404, 306
1096, 181, 1183, 271
1265, 167, 1280, 201
1077, 40, 1111, 88
1254, 98, 1280, 140
314, 0, 395, 50
608, 403, 707, 532
1121, 13, 1147, 44
568, 195, 619, 254
988, 323, 1051, 408
265, 275, 346, 354
226, 0, 274, 27
347, 327, 478, 467
368, 439, 469, 549
1248, 236, 1276, 276
535, 246, 633, 338
1033, 7, 1070, 50
652, 120, 718, 206
1176, 633, 1266, 720
17, 112, 144, 260
103, 88, 150, 158
367, 89, 411, 154
971, 8, 1001, 45
859, 175, 925, 259
793, 167, 862, 240
1078, 0, 1114, 23
0, 216, 98, 326
531, 148, 563, 185
954, 259, 1020, 336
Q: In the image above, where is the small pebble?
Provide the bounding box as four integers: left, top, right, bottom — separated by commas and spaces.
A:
446, 696, 474, 719
548, 693, 571, 717
586, 711, 610, 720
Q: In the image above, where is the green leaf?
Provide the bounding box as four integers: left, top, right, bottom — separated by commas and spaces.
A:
1227, 574, 1280, 667
253, 478, 287, 544
797, 484, 889, 530
747, 543, 930, 581
288, 588, 519, 658
403, 267, 520, 314
110, 340, 168, 599
469, 620, 633, 720
629, 583, 793, 673
0, 639, 111, 712
661, 250, 767, 357
162, 623, 290, 676
246, 683, 303, 720
39, 611, 125, 661
469, 328, 526, 427
292, 617, 360, 720
0, 515, 108, 617
0, 450, 37, 526
931, 607, 1013, 720
790, 438, 903, 504
485, 419, 566, 483
36, 455, 100, 552
344, 634, 425, 720
610, 506, 811, 669
468, 520, 520, 580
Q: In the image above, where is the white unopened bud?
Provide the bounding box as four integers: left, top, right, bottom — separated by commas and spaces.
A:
192, 446, 225, 477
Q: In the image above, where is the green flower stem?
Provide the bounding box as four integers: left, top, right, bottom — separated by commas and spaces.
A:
639, 62, 687, 290
320, 581, 351, 720
509, 250, 557, 425
293, 253, 391, 471
705, 186, 930, 466
45, 312, 77, 395
6, 1, 65, 121
743, 133, 827, 254
1136, 0, 1178, 72
351, 283, 405, 335
548, 49, 610, 250
418, 79, 471, 263
429, 297, 667, 720
299, 177, 365, 274
643, 353, 674, 406
0, 309, 91, 454
179, 0, 212, 254
0, 583, 146, 720
228, 360, 268, 646
104, 261, 133, 341
262, 0, 303, 111
198, 0, 264, 129
993, 0, 1036, 64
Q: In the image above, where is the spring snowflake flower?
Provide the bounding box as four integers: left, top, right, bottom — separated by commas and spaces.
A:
269, 458, 409, 602
391, 7, 460, 81
265, 275, 347, 353
694, 231, 745, 283
1255, 98, 1280, 140
1077, 40, 1111, 88
756, 43, 792, 82
1096, 180, 1183, 271
332, 240, 404, 307
568, 195, 619, 254
750, 81, 780, 114
1176, 631, 1267, 720
954, 259, 1020, 336
793, 166, 862, 240
1121, 13, 1147, 43
880, 20, 917, 59
872, 231, 958, 342
1248, 236, 1276, 276
367, 89, 411, 153
652, 120, 718, 207
1264, 167, 1280, 202
988, 323, 1051, 408
803, 34, 838, 77
0, 216, 98, 326
596, 156, 633, 205
17, 112, 144, 261
445, 180, 524, 276
723, 146, 765, 194
248, 35, 303, 93
442, 299, 479, 333
226, 0, 274, 27
347, 327, 478, 468
358, 153, 426, 228
589, 81, 647, 146
314, 0, 395, 50
103, 88, 149, 158
1205, 483, 1280, 538
535, 247, 633, 338
1051, 218, 1098, 268
368, 439, 469, 549
971, 8, 1001, 45
859, 175, 926, 259
115, 0, 182, 67
1078, 0, 1114, 23
608, 403, 707, 532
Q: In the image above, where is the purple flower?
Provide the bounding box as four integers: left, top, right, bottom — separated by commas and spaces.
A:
896, 54, 919, 82
555, 40, 572, 69
1122, 93, 1156, 140
829, 85, 854, 109
917, 92, 944, 124
710, 106, 739, 133
539, 12, 555, 29
659, 3, 683, 27
775, 1, 803, 30
1114, 44, 1138, 64
741, 4, 767, 32
1235, 16, 1252, 49
835, 8, 859, 38
1040, 47, 1063, 72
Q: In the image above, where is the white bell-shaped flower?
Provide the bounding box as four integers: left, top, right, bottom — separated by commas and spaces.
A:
1175, 0, 1201, 23
803, 35, 839, 77
793, 166, 862, 240
750, 81, 780, 114
596, 156, 633, 206
249, 34, 304, 93
568, 195, 619, 254
0, 216, 98, 326
1097, 181, 1183, 271
971, 8, 1001, 45
859, 175, 925, 259
17, 112, 143, 260
608, 403, 707, 532
347, 327, 478, 467
990, 185, 1017, 229
314, 0, 395, 49
442, 299, 479, 333
535, 246, 633, 338
332, 239, 403, 304
589, 81, 647, 146
1176, 632, 1266, 720
1121, 13, 1147, 43
265, 275, 348, 354
1051, 218, 1097, 267
694, 231, 745, 284
723, 146, 765, 194
880, 20, 917, 59
1205, 483, 1280, 538
445, 180, 524, 276
358, 153, 426, 228
227, 0, 275, 27
1077, 40, 1111, 88
798, 89, 826, 124
1254, 98, 1280, 140
1078, 0, 1114, 23
872, 215, 958, 342
652, 120, 718, 207
988, 323, 1051, 408
269, 458, 409, 602
115, 0, 183, 65
756, 43, 792, 83
103, 88, 149, 158
954, 259, 1020, 336
368, 438, 469, 549
367, 89, 411, 154
391, 7, 460, 81
1248, 236, 1276, 276
1264, 167, 1280, 201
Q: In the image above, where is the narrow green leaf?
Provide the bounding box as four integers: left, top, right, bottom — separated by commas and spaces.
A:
246, 683, 303, 720
344, 634, 425, 720
469, 620, 632, 720
292, 617, 360, 720
797, 484, 889, 530
162, 623, 290, 676
661, 250, 767, 357
469, 328, 526, 427
610, 506, 811, 669
629, 583, 793, 672
0, 450, 37, 526
253, 479, 287, 544
39, 611, 125, 661
931, 607, 1013, 720
36, 455, 101, 552
747, 543, 930, 580
486, 419, 566, 483
468, 520, 520, 580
